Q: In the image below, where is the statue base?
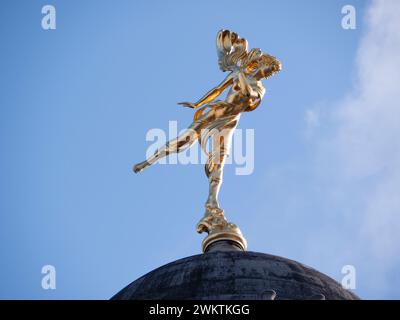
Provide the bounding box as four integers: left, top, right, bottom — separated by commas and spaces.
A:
196, 206, 247, 253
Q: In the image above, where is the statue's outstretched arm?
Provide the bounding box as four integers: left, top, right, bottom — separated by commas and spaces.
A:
179, 73, 234, 109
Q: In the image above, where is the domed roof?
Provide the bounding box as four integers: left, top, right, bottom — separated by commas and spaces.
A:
112, 246, 359, 300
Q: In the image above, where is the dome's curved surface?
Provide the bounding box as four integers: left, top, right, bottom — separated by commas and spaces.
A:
112, 250, 359, 300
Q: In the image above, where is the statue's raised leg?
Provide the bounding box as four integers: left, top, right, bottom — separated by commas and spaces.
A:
133, 128, 198, 173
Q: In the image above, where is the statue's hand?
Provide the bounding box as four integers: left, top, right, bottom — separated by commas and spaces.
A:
178, 102, 196, 109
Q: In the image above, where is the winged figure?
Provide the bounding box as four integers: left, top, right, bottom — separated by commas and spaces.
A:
133, 30, 281, 242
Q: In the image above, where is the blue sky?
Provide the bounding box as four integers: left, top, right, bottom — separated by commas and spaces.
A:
1, 0, 399, 299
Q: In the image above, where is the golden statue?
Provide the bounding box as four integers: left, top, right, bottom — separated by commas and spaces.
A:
133, 30, 281, 252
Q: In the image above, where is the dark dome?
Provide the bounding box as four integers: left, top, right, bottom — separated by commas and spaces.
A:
112, 249, 359, 300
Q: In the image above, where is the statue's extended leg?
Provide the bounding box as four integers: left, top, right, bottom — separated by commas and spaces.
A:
133, 127, 198, 173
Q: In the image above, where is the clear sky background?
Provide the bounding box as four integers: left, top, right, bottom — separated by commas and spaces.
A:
1, 0, 399, 299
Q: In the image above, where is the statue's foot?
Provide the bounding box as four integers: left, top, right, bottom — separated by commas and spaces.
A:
205, 204, 224, 216
133, 160, 150, 173
196, 205, 224, 233
196, 219, 209, 234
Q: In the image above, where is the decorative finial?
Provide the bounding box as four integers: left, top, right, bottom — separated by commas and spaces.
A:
133, 30, 281, 252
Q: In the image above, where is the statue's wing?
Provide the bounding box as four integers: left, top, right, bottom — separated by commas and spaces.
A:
241, 49, 282, 79
216, 30, 248, 72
